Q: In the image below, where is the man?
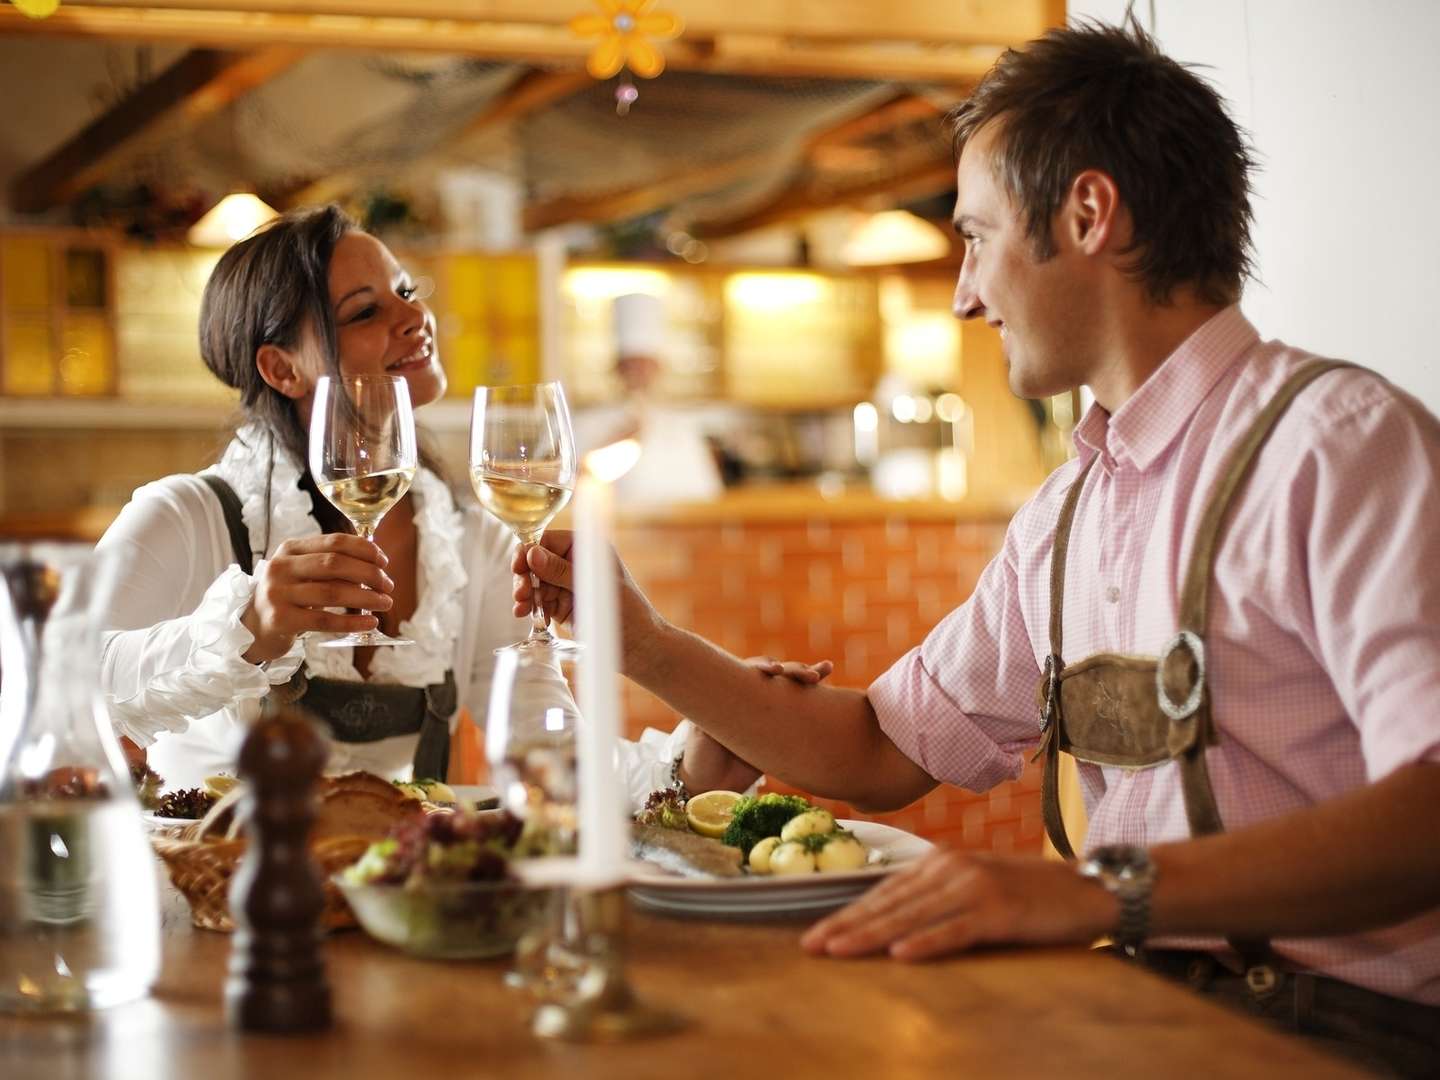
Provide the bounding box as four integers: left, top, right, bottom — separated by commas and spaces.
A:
518, 21, 1440, 1071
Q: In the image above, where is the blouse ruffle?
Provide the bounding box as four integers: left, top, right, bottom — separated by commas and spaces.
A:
109, 563, 303, 746
216, 423, 466, 688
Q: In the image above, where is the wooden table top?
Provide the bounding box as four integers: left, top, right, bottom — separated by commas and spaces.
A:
1, 886, 1365, 1080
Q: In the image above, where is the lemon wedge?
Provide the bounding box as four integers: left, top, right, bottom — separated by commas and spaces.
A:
685, 790, 743, 839
203, 774, 238, 799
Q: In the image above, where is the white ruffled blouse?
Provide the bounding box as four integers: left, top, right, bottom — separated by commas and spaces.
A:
96, 423, 688, 805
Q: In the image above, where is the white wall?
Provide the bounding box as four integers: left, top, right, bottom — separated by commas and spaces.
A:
1071, 0, 1440, 410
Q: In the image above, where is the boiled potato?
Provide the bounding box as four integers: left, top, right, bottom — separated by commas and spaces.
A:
816, 832, 868, 873
780, 808, 837, 842
418, 779, 457, 802
748, 836, 782, 874
768, 840, 817, 876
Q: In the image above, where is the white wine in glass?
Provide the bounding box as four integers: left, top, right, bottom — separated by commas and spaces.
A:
309, 374, 418, 649
319, 469, 415, 531
470, 382, 578, 655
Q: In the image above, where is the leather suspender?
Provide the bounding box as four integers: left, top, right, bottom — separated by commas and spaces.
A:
196, 469, 455, 780
200, 472, 255, 575
1042, 359, 1350, 855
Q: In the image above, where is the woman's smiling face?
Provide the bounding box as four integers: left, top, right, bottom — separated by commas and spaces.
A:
327, 231, 446, 406
287, 230, 446, 415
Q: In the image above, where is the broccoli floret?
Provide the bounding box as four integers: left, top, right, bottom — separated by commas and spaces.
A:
721, 793, 812, 855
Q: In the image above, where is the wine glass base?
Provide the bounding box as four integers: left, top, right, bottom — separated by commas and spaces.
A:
318, 631, 415, 648
496, 636, 582, 657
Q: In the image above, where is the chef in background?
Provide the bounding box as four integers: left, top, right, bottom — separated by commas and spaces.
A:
575, 292, 727, 505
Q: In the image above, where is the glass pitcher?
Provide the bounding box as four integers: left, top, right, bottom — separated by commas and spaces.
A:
0, 543, 160, 1012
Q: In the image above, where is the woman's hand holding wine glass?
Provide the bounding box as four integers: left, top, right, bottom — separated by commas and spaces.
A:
239, 534, 395, 664
308, 373, 418, 649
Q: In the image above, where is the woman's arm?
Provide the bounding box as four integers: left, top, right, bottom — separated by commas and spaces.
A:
97, 477, 281, 746
98, 475, 399, 747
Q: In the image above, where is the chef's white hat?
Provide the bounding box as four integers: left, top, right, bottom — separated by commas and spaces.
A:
612, 292, 665, 357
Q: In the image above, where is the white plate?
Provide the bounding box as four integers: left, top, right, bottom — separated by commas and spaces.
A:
627, 820, 933, 919
447, 785, 499, 810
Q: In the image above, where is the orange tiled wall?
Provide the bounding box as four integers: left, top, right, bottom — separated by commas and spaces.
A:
614, 513, 1047, 856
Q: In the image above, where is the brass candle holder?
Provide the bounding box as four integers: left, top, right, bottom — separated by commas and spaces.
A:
531, 884, 686, 1042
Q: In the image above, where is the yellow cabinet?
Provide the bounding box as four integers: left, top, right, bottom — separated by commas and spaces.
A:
0, 230, 117, 398
392, 248, 542, 397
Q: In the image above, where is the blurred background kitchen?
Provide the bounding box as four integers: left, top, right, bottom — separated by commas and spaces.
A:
3, 0, 1435, 852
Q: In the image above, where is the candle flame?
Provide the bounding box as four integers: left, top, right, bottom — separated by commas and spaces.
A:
584, 438, 642, 483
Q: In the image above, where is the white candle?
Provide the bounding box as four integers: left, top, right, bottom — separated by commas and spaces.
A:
573, 439, 642, 888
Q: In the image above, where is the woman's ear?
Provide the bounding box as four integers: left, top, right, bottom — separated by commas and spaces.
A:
255, 344, 309, 400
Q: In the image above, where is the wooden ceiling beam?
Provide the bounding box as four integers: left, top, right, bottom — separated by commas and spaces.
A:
0, 6, 1040, 82
806, 93, 944, 154
523, 149, 783, 233
696, 155, 958, 239
522, 88, 951, 233
9, 45, 305, 213
284, 67, 590, 209
49, 0, 1058, 47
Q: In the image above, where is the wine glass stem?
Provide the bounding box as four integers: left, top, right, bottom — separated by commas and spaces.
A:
522, 540, 552, 640
354, 522, 378, 624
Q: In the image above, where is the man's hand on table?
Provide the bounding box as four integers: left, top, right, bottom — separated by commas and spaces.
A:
801, 850, 1118, 961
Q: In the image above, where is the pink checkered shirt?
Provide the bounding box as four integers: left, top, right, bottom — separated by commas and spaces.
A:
870, 306, 1440, 1004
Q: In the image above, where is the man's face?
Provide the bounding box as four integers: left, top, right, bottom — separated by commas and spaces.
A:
951, 122, 1091, 400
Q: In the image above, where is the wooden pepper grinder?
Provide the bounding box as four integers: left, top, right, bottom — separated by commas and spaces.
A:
225, 706, 332, 1033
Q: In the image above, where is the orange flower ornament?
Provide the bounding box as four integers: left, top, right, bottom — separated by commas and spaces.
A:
569, 0, 684, 80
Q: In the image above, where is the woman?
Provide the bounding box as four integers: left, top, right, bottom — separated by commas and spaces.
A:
95, 205, 758, 804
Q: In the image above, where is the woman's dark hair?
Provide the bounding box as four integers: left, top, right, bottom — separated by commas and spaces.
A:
198, 203, 355, 467
947, 18, 1256, 306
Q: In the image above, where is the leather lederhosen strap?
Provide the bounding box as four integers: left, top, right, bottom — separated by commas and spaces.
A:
1036, 359, 1351, 857
200, 470, 456, 781
1034, 360, 1351, 973
270, 668, 456, 782
200, 472, 256, 575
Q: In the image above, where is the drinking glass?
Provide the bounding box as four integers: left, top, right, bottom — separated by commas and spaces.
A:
0, 543, 160, 1013
486, 646, 585, 997
308, 374, 418, 648
470, 382, 578, 655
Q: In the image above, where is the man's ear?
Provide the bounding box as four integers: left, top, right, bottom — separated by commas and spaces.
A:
255, 344, 309, 400
1062, 168, 1123, 255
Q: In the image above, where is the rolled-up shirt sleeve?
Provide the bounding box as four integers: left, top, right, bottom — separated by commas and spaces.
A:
869, 517, 1046, 793
1299, 390, 1440, 781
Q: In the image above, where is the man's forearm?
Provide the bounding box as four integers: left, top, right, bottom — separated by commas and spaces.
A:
1149, 762, 1440, 939
629, 619, 936, 811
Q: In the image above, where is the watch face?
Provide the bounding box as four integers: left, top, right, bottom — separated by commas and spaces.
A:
1087, 845, 1151, 882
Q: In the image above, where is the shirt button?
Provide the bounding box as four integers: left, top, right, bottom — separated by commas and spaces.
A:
1106, 586, 1121, 603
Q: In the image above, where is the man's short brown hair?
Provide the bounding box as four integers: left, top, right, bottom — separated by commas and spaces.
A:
948, 19, 1255, 306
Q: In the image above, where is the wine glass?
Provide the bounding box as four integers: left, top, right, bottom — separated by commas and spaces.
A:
486, 646, 584, 997
470, 382, 578, 655
308, 373, 418, 649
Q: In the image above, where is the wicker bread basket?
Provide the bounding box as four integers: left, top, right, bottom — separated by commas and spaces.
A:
150, 785, 379, 932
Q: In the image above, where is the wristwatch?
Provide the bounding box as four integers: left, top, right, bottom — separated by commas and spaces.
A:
1077, 844, 1156, 954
